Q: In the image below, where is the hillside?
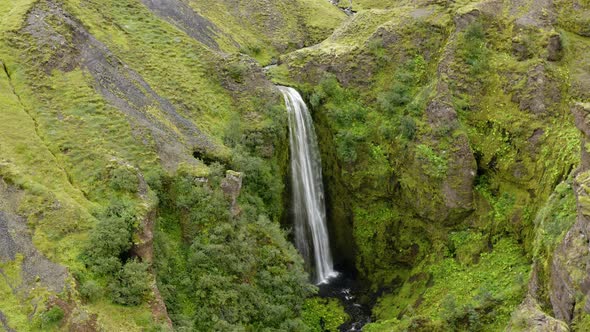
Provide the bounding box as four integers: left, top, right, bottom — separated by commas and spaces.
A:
0, 0, 589, 331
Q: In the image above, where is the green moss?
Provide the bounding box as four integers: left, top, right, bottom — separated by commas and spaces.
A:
0, 255, 29, 331
369, 238, 530, 331
301, 297, 349, 332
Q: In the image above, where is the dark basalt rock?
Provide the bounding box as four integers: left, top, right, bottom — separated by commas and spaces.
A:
547, 34, 563, 62
0, 180, 68, 295
546, 103, 590, 325
141, 0, 226, 50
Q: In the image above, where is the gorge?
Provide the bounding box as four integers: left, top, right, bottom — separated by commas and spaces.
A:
1, 0, 590, 331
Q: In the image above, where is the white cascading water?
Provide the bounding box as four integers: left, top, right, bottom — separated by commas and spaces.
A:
278, 86, 338, 285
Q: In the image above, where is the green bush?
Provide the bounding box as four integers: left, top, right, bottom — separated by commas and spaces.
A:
169, 173, 230, 239
155, 171, 315, 330
83, 201, 135, 276
301, 298, 348, 332
227, 62, 248, 83
109, 259, 151, 306
368, 38, 390, 67
39, 306, 65, 329
378, 82, 411, 114
223, 113, 242, 147
80, 280, 102, 302
336, 129, 363, 163
110, 166, 139, 193
239, 44, 262, 57
81, 200, 151, 306
399, 115, 416, 140
188, 215, 315, 331
458, 22, 490, 75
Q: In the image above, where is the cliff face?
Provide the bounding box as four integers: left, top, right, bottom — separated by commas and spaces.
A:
1, 0, 589, 330
279, 0, 589, 330
548, 103, 590, 328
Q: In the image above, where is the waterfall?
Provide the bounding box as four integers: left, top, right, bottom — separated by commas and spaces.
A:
278, 86, 338, 285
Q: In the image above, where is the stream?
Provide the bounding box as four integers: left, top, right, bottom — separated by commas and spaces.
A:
319, 272, 372, 331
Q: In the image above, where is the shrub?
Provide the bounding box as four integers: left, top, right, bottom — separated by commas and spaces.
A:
40, 306, 65, 329
180, 213, 314, 330
378, 82, 411, 114
458, 21, 490, 75
368, 38, 390, 67
110, 166, 139, 192
301, 298, 348, 332
223, 114, 242, 147
109, 259, 151, 306
83, 200, 135, 276
227, 62, 248, 83
399, 115, 416, 140
239, 44, 262, 57
168, 174, 230, 239
336, 128, 367, 163
80, 280, 102, 302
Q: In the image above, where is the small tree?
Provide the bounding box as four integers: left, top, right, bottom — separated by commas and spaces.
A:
109, 259, 151, 306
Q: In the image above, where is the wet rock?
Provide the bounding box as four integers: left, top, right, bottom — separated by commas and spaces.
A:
425, 99, 458, 130
545, 103, 590, 326
0, 213, 17, 261
511, 0, 556, 29
527, 128, 545, 155
512, 64, 561, 116
405, 95, 476, 222
0, 180, 67, 294
572, 103, 590, 169
67, 309, 99, 332
512, 38, 532, 61
370, 26, 400, 48
127, 173, 173, 329
441, 133, 477, 219
507, 295, 569, 331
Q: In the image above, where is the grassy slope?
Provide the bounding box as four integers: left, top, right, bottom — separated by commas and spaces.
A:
0, 0, 345, 330
188, 0, 346, 64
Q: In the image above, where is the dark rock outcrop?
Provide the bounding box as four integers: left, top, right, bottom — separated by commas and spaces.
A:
221, 170, 243, 217
549, 103, 590, 325
141, 0, 225, 50
547, 34, 563, 62
0, 179, 68, 295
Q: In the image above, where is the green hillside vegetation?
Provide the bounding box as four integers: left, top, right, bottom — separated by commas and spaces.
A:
0, 0, 343, 330
278, 0, 586, 329
0, 0, 589, 331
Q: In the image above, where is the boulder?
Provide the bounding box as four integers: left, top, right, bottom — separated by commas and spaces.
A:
221, 170, 243, 217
